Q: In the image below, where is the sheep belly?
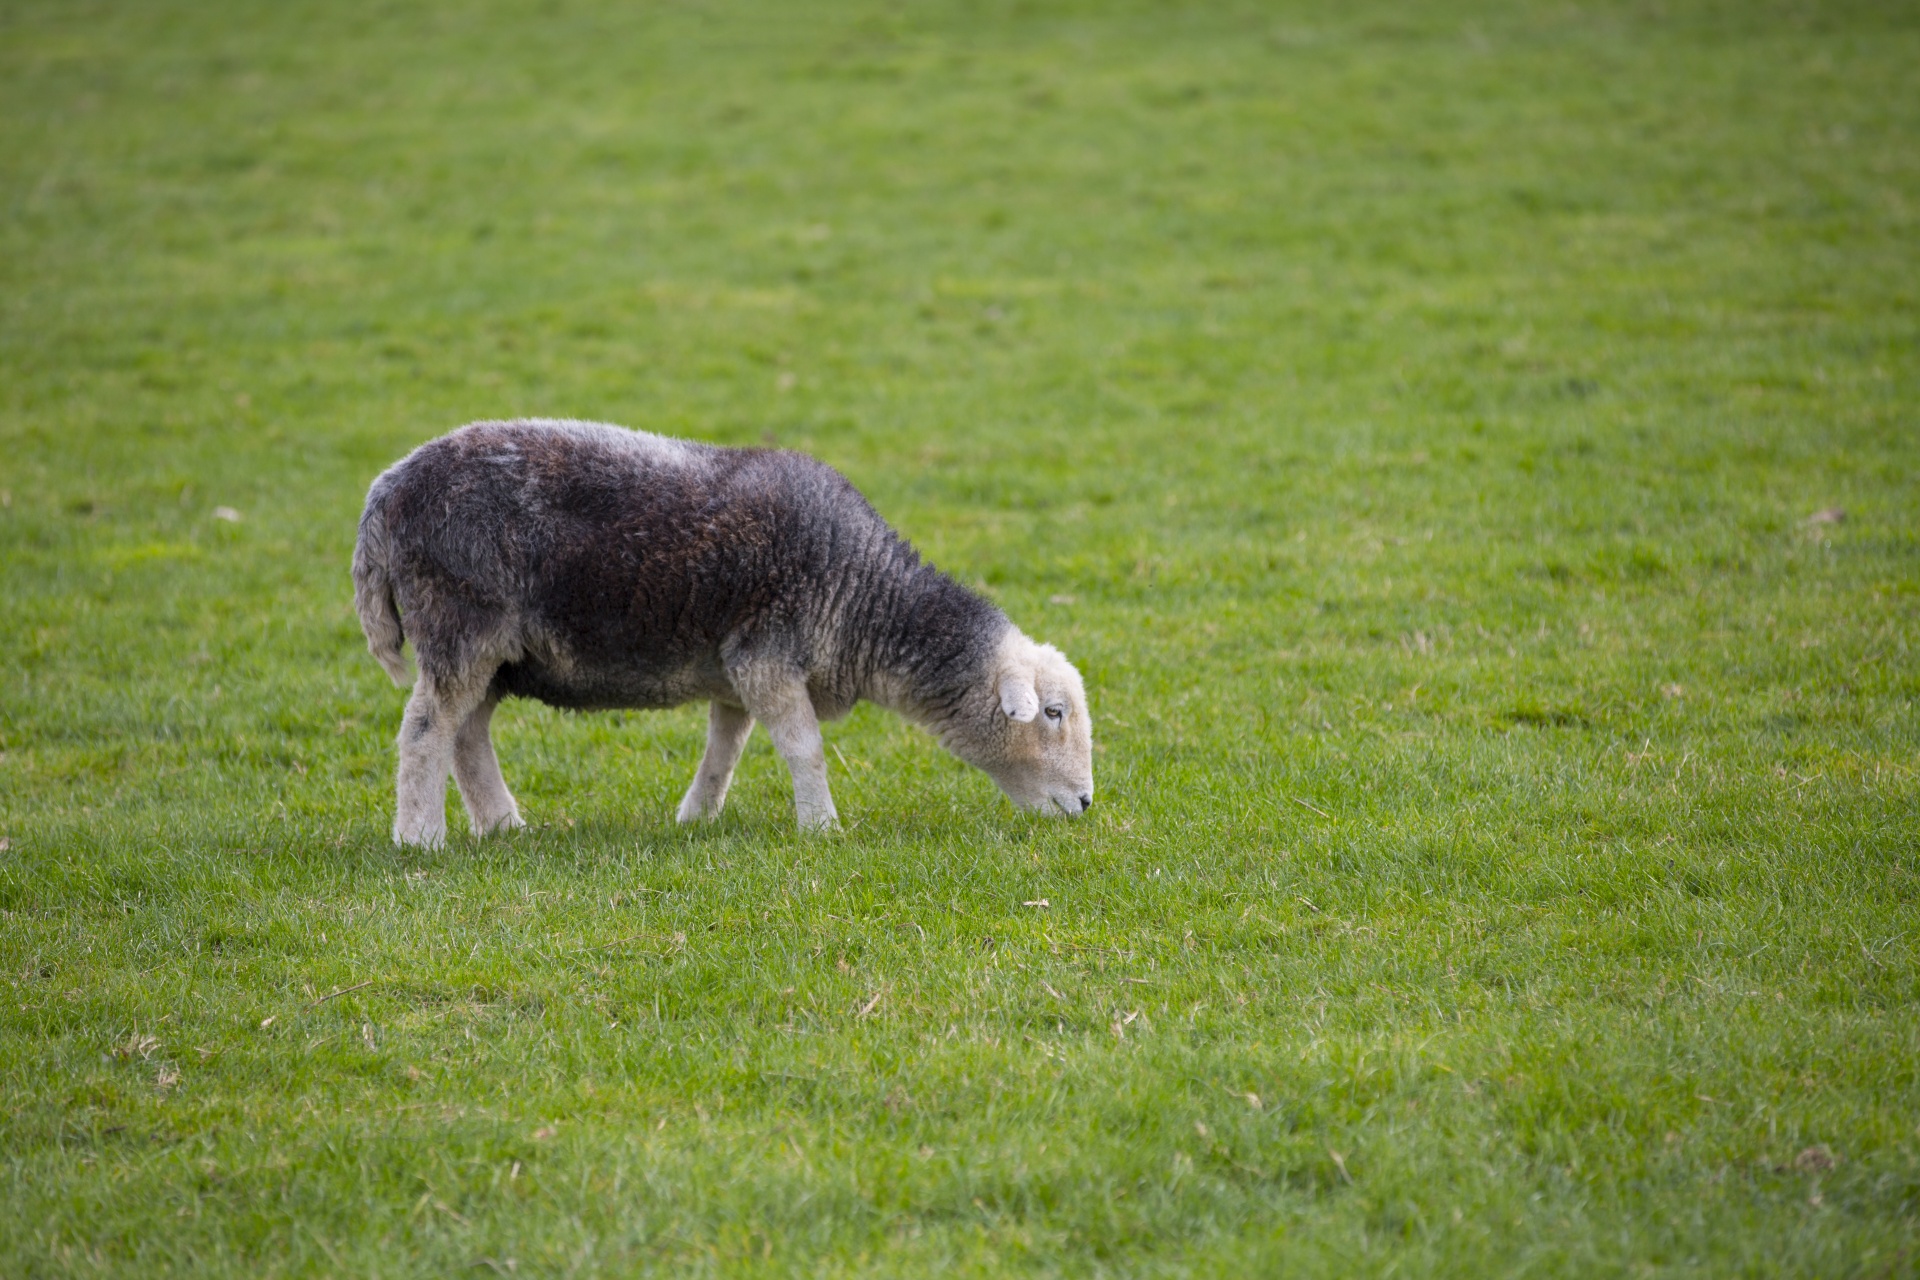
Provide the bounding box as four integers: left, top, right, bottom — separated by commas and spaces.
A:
489, 648, 732, 713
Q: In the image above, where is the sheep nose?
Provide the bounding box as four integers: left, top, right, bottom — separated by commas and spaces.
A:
1078, 794, 1092, 812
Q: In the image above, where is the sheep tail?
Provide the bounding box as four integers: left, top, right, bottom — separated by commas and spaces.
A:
352, 499, 413, 688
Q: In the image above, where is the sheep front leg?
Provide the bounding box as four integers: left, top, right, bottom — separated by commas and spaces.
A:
394, 678, 486, 848
676, 700, 753, 822
453, 694, 523, 835
741, 681, 838, 831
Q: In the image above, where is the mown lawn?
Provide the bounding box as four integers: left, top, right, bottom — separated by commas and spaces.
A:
2, 0, 1917, 1274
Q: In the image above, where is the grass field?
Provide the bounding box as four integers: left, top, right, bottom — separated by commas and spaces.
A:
3, 0, 1918, 1274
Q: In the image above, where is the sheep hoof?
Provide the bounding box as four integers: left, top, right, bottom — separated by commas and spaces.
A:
473, 811, 524, 836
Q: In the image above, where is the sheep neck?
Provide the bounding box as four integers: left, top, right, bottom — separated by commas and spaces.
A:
844, 555, 1006, 732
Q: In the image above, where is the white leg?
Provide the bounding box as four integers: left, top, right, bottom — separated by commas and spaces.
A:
394, 676, 485, 848
738, 676, 838, 831
676, 701, 754, 822
453, 695, 523, 836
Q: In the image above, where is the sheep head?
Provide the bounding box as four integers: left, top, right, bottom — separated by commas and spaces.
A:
944, 629, 1094, 816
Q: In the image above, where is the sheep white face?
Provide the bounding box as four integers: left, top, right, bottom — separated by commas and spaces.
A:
981, 632, 1094, 816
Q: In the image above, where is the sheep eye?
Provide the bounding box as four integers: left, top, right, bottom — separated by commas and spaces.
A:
1044, 706, 1064, 721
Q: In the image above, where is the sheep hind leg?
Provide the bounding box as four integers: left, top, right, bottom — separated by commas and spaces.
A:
676, 701, 753, 822
393, 676, 487, 848
453, 694, 523, 836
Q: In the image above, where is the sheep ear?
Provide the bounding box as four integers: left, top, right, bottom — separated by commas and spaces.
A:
998, 666, 1040, 721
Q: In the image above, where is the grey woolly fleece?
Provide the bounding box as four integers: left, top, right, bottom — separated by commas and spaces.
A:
352, 418, 1011, 731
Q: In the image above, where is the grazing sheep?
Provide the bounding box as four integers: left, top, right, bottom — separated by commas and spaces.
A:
352, 419, 1094, 846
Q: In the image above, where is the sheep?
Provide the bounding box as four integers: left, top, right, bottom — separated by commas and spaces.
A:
352, 419, 1094, 846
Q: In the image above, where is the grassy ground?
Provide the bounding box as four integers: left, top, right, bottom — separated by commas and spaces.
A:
3, 0, 1918, 1274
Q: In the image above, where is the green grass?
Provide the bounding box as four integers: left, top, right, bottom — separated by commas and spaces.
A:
3, 0, 1918, 1273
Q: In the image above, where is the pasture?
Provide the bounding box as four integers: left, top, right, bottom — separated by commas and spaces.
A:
2, 0, 1917, 1273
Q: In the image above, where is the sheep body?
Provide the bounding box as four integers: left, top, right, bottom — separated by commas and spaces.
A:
353, 420, 1093, 843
